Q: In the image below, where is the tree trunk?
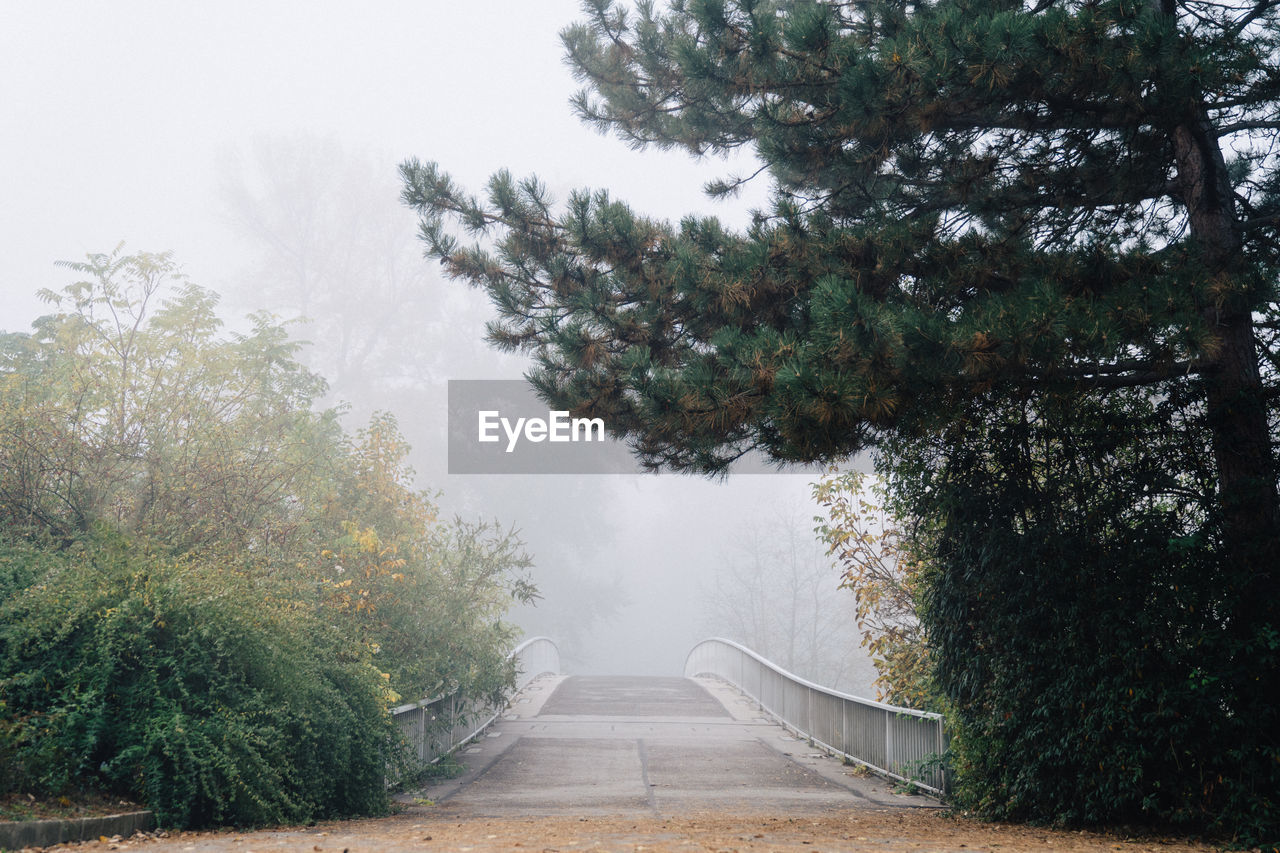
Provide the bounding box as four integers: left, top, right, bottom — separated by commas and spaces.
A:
1170, 112, 1278, 714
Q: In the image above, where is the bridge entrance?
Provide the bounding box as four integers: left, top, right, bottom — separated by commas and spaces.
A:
416, 675, 933, 818
95, 674, 1198, 851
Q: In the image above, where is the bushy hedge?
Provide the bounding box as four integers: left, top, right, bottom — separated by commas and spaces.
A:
0, 252, 534, 827
0, 535, 399, 826
886, 390, 1279, 847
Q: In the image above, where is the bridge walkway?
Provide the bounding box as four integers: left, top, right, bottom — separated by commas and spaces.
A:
415, 674, 935, 817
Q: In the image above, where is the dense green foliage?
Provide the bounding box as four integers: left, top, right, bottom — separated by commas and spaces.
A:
881, 388, 1275, 839
401, 0, 1279, 842
0, 248, 535, 827
0, 536, 394, 827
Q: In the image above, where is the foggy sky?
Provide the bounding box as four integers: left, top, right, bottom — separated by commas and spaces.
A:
1, 2, 874, 692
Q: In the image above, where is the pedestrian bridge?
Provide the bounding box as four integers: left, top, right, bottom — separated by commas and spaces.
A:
395, 638, 948, 817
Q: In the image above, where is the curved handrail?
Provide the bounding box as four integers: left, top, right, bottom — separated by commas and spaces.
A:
393, 636, 561, 766
509, 635, 561, 690
510, 635, 556, 657
685, 637, 947, 796
688, 636, 941, 719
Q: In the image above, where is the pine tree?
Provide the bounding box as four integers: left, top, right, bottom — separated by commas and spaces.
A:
401, 0, 1278, 836
403, 0, 1277, 531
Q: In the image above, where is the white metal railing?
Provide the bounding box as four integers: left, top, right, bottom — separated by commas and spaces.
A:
392, 636, 560, 766
684, 637, 948, 795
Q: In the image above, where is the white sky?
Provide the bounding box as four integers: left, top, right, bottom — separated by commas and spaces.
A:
1, 1, 767, 330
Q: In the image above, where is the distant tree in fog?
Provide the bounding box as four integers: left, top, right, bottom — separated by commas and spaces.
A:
700, 506, 871, 695
218, 137, 625, 660
219, 136, 505, 416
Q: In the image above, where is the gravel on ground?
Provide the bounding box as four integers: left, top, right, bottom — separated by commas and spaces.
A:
27, 805, 1229, 853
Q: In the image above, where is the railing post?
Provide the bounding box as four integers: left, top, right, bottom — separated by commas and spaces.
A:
884, 710, 894, 774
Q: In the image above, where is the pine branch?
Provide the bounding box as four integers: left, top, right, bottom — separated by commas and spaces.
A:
1224, 0, 1278, 40
1214, 119, 1280, 135
1033, 359, 1205, 389
1241, 212, 1280, 231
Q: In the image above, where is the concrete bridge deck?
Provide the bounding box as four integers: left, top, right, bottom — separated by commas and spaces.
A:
417, 674, 934, 817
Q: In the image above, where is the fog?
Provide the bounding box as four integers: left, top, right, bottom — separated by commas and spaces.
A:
2, 2, 874, 694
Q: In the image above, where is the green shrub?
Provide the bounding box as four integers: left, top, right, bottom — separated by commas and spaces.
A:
0, 535, 59, 600
0, 253, 534, 828
888, 390, 1279, 846
0, 534, 398, 827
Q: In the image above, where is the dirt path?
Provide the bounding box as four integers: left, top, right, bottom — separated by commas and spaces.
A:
34, 807, 1221, 853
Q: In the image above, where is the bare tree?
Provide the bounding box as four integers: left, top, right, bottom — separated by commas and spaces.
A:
700, 503, 874, 696
219, 135, 508, 417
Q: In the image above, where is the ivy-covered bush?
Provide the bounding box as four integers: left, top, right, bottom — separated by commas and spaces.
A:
0, 535, 396, 826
